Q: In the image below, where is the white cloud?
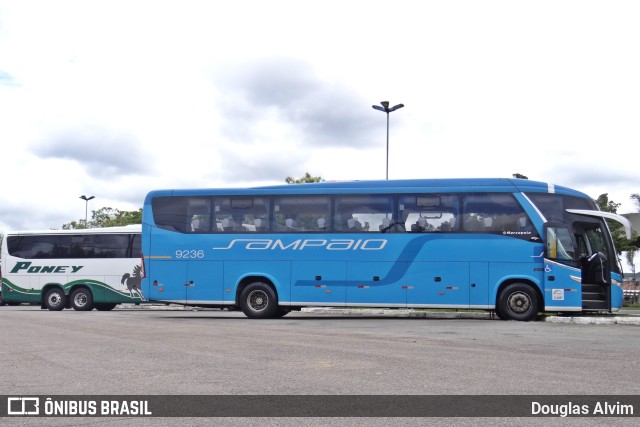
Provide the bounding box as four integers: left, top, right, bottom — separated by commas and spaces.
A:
0, 0, 639, 236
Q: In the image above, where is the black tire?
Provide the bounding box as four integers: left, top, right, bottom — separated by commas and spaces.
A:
274, 307, 291, 318
94, 303, 118, 311
44, 288, 67, 311
497, 283, 539, 321
239, 282, 278, 319
70, 288, 94, 311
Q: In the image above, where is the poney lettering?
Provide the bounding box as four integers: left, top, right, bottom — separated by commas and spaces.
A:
10, 262, 84, 274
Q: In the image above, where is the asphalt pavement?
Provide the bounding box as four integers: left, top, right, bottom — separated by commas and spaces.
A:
114, 303, 640, 325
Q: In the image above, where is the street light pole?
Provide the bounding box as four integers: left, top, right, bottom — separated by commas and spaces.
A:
372, 101, 404, 180
79, 195, 95, 228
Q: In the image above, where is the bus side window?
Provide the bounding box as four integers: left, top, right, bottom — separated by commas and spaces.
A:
190, 215, 210, 233
152, 196, 189, 232
379, 217, 393, 232
334, 195, 393, 233
545, 225, 575, 264
254, 218, 269, 232
285, 218, 300, 232
272, 196, 330, 232
462, 193, 538, 239
399, 194, 459, 233
410, 217, 430, 232
333, 214, 347, 231
220, 217, 240, 232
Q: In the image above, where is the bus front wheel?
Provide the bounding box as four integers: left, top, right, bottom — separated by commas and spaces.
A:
239, 282, 278, 319
497, 283, 539, 321
70, 288, 94, 311
274, 307, 291, 318
44, 288, 67, 311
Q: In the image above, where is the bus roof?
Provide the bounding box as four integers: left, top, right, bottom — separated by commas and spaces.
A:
4, 224, 141, 236
144, 178, 590, 199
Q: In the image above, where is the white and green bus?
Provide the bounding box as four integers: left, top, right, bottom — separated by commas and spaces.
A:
1, 225, 144, 311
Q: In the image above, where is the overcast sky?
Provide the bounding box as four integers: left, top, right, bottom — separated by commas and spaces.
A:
1, 0, 639, 233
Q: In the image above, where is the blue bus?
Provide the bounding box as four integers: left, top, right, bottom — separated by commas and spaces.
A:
140, 178, 632, 321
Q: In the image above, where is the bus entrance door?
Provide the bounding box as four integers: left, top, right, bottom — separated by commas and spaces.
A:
543, 224, 583, 311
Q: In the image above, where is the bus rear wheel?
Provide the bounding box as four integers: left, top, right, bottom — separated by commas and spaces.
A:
44, 288, 67, 311
70, 288, 94, 311
498, 283, 539, 321
239, 282, 278, 319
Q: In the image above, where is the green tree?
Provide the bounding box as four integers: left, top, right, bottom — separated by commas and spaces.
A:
595, 193, 620, 214
63, 207, 142, 229
285, 173, 324, 184
595, 194, 637, 255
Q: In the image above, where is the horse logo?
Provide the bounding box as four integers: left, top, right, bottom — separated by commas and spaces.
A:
121, 264, 145, 300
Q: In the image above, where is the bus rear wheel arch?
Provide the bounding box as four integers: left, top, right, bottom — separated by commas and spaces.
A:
43, 287, 67, 311
70, 287, 94, 311
238, 281, 279, 319
497, 282, 540, 321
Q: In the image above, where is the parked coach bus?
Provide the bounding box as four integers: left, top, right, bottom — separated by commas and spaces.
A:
1, 225, 144, 310
140, 178, 632, 321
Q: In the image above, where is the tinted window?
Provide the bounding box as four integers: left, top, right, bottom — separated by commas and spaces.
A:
525, 193, 595, 223
273, 196, 331, 232
131, 233, 142, 257
334, 195, 394, 232
152, 196, 212, 233
7, 234, 139, 259
400, 194, 459, 232
216, 197, 270, 233
462, 193, 537, 240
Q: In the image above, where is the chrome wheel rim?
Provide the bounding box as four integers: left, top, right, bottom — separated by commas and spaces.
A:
74, 293, 87, 307
48, 292, 62, 307
247, 290, 268, 312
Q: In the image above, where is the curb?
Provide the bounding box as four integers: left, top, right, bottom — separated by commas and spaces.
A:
300, 307, 640, 324
114, 304, 640, 324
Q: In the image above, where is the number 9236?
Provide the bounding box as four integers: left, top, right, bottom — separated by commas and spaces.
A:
175, 249, 205, 259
